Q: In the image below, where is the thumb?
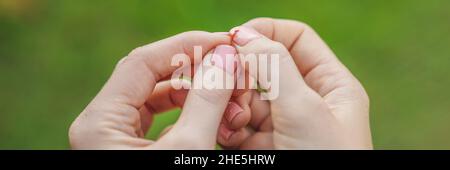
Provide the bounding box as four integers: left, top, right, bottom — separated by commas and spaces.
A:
153, 45, 239, 149
231, 26, 323, 107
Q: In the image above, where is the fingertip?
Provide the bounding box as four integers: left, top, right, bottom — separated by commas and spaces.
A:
218, 126, 252, 148
210, 32, 233, 45
229, 104, 251, 130
229, 26, 263, 46
218, 122, 235, 141
170, 89, 188, 107
223, 101, 251, 130
225, 102, 243, 123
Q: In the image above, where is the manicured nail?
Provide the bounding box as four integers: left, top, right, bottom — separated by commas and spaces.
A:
211, 45, 237, 74
230, 26, 262, 46
219, 123, 234, 140
225, 102, 243, 123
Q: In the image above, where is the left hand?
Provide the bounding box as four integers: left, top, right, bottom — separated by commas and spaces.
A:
69, 31, 241, 149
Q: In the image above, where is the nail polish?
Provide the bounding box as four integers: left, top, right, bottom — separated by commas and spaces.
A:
219, 123, 234, 140
225, 102, 244, 123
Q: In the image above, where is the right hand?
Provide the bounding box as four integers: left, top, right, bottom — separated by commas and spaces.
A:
227, 18, 372, 149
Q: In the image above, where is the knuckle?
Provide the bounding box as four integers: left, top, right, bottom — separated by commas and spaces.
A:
248, 17, 313, 33
287, 20, 315, 34
176, 30, 212, 56
118, 48, 148, 68
270, 41, 287, 52
288, 19, 310, 28
248, 17, 275, 24
128, 46, 145, 57
299, 22, 314, 32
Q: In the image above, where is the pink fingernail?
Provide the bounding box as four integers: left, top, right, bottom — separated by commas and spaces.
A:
230, 26, 262, 46
225, 102, 243, 123
211, 45, 237, 74
219, 123, 234, 140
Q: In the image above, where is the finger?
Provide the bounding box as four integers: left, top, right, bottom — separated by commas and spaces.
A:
230, 26, 325, 108
230, 26, 336, 140
243, 17, 368, 106
224, 93, 251, 130
145, 79, 190, 114
243, 18, 371, 147
95, 31, 229, 110
248, 91, 272, 131
218, 124, 254, 149
154, 45, 239, 149
71, 32, 229, 149
139, 79, 190, 134
219, 91, 271, 149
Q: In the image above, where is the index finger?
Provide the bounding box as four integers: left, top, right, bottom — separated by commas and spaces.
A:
95, 31, 230, 109
242, 18, 367, 100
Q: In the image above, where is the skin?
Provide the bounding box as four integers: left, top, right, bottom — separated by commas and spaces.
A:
225, 18, 372, 149
69, 18, 372, 150
69, 31, 245, 149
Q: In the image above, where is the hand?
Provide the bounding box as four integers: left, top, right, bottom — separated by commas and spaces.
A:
226, 18, 372, 149
69, 31, 244, 149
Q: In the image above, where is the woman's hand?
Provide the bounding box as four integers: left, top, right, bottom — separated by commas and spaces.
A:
69, 18, 372, 150
227, 18, 372, 149
69, 31, 244, 149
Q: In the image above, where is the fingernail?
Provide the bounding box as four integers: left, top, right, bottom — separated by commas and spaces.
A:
212, 45, 237, 74
219, 123, 234, 140
225, 102, 243, 123
230, 26, 262, 46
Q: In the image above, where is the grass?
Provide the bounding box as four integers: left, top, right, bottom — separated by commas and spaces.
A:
0, 0, 450, 149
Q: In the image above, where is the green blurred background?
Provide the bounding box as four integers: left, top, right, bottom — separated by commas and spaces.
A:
1, 0, 449, 149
